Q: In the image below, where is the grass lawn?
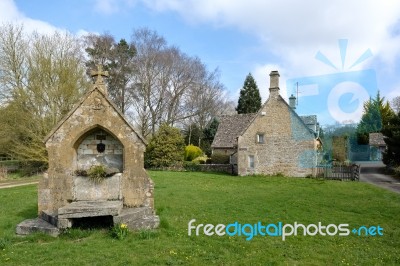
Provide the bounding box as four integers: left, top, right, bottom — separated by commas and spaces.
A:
0, 171, 399, 265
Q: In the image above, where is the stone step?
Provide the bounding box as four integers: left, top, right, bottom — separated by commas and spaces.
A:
58, 200, 123, 219
40, 210, 72, 229
120, 216, 160, 230
16, 218, 60, 237
113, 207, 159, 230
113, 207, 153, 222
39, 211, 58, 226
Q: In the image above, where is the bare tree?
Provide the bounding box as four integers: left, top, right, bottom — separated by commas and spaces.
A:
392, 96, 400, 114
129, 28, 231, 138
0, 23, 27, 105
130, 28, 169, 136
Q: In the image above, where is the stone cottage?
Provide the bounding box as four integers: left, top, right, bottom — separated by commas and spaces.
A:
212, 71, 321, 177
17, 66, 159, 236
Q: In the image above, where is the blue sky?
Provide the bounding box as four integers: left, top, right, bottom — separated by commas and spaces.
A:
2, 0, 400, 126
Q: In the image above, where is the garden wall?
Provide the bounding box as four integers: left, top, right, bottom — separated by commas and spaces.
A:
198, 164, 237, 175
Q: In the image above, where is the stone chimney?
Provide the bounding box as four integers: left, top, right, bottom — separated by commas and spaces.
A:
269, 70, 280, 98
289, 94, 296, 110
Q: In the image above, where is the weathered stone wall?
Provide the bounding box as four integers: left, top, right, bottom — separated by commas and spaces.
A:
198, 164, 236, 174
237, 93, 316, 177
212, 148, 236, 156
76, 129, 123, 171
73, 174, 122, 201
39, 88, 154, 214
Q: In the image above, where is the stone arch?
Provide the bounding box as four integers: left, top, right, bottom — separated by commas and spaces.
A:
73, 124, 124, 172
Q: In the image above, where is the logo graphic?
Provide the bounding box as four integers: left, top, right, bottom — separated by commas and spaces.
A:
286, 39, 377, 125
188, 218, 384, 241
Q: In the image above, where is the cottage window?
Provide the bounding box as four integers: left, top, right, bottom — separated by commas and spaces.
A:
257, 134, 265, 144
248, 155, 255, 169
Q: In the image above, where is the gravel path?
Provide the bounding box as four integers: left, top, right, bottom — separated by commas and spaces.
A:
0, 178, 39, 189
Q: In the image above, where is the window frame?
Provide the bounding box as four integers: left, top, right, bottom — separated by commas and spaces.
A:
248, 155, 255, 169
256, 133, 265, 144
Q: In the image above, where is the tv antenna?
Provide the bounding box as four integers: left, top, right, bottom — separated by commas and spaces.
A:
294, 82, 302, 106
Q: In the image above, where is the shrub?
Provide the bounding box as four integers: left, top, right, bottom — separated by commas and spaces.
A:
145, 124, 185, 168
184, 145, 203, 161
193, 155, 208, 164
210, 153, 230, 164
19, 161, 47, 176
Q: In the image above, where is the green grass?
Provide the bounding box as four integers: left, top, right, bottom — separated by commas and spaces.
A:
0, 171, 399, 265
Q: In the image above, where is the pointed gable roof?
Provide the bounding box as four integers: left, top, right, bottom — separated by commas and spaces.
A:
44, 86, 147, 145
212, 94, 318, 150
237, 93, 317, 138
211, 113, 256, 148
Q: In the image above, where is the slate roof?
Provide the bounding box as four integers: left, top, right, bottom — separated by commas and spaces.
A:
300, 115, 317, 126
300, 115, 319, 134
211, 113, 256, 148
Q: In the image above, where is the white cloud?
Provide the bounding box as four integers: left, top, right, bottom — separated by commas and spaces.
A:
386, 85, 400, 101
0, 0, 95, 38
0, 0, 87, 37
94, 0, 138, 15
0, 0, 59, 34
141, 0, 400, 75
0, 0, 19, 20
252, 64, 288, 102
94, 0, 120, 15
142, 0, 400, 123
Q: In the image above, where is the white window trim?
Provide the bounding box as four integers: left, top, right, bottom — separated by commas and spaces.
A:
248, 155, 255, 169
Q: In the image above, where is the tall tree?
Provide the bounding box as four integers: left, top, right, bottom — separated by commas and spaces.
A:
108, 39, 136, 113
236, 73, 262, 114
130, 28, 228, 137
130, 28, 168, 136
203, 117, 219, 145
84, 34, 136, 114
357, 91, 394, 144
382, 112, 400, 166
0, 24, 89, 163
201, 117, 219, 156
0, 23, 27, 105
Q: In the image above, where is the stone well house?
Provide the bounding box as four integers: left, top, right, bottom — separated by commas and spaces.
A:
17, 66, 158, 236
212, 71, 321, 177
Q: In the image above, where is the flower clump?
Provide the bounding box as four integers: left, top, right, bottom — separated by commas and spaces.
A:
110, 223, 129, 240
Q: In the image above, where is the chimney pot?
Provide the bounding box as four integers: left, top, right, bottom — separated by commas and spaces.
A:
269, 70, 280, 98
289, 94, 296, 110
269, 71, 280, 88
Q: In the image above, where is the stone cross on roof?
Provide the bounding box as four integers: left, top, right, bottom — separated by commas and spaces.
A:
90, 64, 109, 84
